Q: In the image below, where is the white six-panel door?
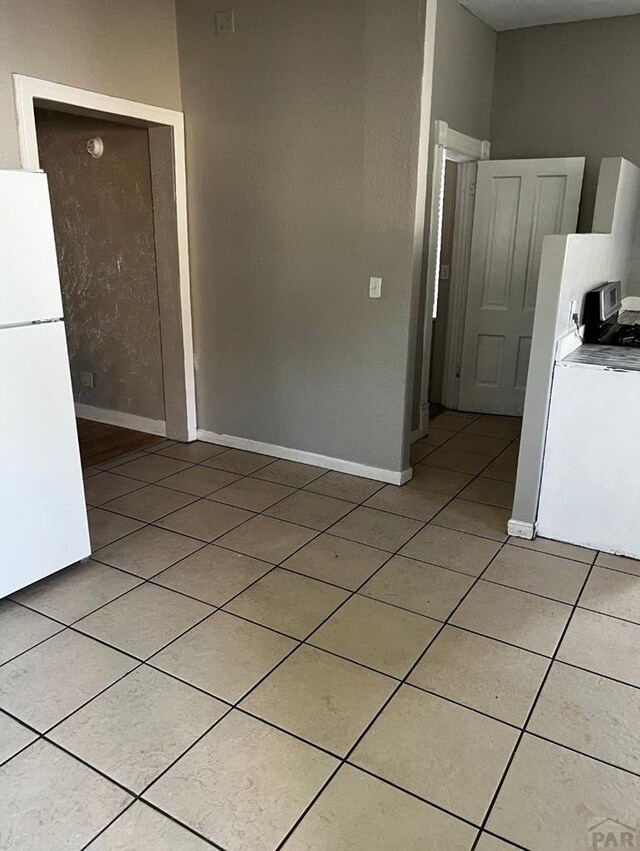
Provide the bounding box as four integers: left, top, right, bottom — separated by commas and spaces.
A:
458, 158, 584, 415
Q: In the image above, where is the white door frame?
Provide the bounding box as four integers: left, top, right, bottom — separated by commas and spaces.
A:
417, 121, 489, 434
13, 74, 197, 441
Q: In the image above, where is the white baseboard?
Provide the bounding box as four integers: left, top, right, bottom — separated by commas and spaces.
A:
75, 403, 166, 437
507, 518, 536, 539
197, 429, 412, 485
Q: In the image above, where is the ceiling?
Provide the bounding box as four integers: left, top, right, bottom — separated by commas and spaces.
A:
460, 0, 640, 31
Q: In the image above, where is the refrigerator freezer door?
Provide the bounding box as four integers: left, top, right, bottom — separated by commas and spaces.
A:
0, 321, 90, 598
0, 170, 64, 326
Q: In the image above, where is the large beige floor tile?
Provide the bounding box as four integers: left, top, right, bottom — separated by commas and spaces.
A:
446, 433, 510, 458
224, 569, 348, 638
508, 535, 595, 564
241, 645, 395, 755
209, 476, 295, 511
86, 801, 212, 850
465, 418, 521, 440
155, 440, 227, 463
76, 583, 212, 659
151, 610, 296, 702
0, 600, 63, 665
88, 508, 144, 550
204, 448, 274, 474
216, 515, 317, 563
410, 442, 433, 464
409, 626, 548, 726
459, 478, 515, 510
305, 471, 384, 504
266, 490, 354, 530
92, 526, 203, 578
0, 711, 37, 764
157, 464, 240, 496
83, 472, 144, 506
418, 426, 457, 447
352, 686, 518, 823
0, 740, 131, 851
103, 484, 197, 522
144, 710, 337, 851
11, 560, 141, 624
558, 608, 640, 687
152, 544, 271, 606
0, 630, 136, 730
487, 735, 640, 850
400, 525, 501, 577
422, 446, 491, 475
431, 412, 477, 432
156, 499, 254, 542
595, 550, 640, 577
475, 834, 519, 850
253, 459, 328, 487
50, 666, 227, 792
579, 566, 640, 623
364, 485, 450, 523
528, 662, 640, 774
282, 534, 388, 590
113, 453, 192, 483
482, 453, 518, 484
283, 764, 476, 851
360, 555, 474, 620
407, 464, 474, 496
484, 544, 589, 604
433, 499, 510, 542
310, 594, 439, 677
451, 581, 571, 655
98, 449, 148, 471
330, 506, 423, 552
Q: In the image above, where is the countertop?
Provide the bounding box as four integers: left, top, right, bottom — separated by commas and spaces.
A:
562, 344, 640, 373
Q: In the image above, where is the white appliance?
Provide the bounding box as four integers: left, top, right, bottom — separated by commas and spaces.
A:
0, 170, 90, 598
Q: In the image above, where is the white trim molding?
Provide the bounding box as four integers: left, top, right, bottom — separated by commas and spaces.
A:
434, 121, 490, 161
507, 518, 536, 539
441, 160, 478, 409
13, 74, 197, 441
420, 121, 490, 418
75, 403, 166, 437
198, 429, 413, 486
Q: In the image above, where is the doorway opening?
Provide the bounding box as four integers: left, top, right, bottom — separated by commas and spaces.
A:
416, 122, 585, 434
13, 75, 196, 454
415, 121, 489, 438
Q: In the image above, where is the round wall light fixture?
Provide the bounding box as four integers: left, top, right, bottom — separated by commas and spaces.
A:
86, 137, 104, 158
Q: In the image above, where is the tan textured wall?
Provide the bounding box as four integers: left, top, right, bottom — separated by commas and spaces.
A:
36, 109, 165, 420
491, 14, 640, 233
0, 0, 181, 168
176, 0, 427, 472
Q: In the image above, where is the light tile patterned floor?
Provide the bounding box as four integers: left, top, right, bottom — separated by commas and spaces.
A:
1, 411, 640, 850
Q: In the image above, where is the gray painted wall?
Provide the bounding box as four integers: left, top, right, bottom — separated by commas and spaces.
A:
412, 0, 496, 428
491, 14, 640, 234
36, 109, 165, 421
0, 0, 182, 169
176, 0, 427, 473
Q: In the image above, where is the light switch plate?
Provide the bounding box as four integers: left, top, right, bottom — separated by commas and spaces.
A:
369, 277, 382, 298
216, 9, 235, 35
80, 371, 94, 389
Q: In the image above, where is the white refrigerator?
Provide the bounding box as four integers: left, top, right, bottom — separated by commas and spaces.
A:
0, 169, 90, 598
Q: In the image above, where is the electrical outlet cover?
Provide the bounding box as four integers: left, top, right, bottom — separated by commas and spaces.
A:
216, 9, 235, 35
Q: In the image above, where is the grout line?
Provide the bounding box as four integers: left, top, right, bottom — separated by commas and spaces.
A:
467, 544, 600, 851
7, 418, 639, 849
272, 434, 529, 847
